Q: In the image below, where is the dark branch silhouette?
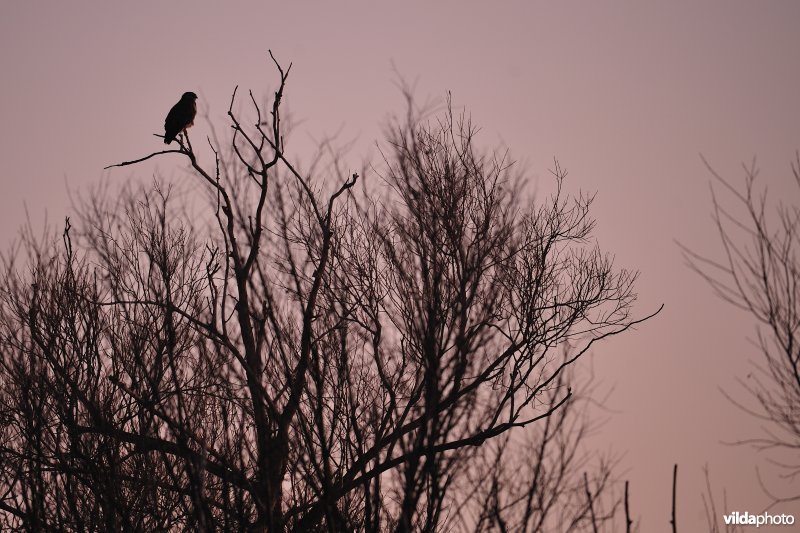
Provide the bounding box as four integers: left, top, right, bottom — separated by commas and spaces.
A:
0, 54, 654, 531
682, 154, 800, 509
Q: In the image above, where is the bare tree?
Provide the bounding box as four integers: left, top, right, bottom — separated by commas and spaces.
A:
0, 55, 653, 531
682, 154, 800, 508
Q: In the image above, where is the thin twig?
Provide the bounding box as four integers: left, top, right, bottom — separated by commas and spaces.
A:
104, 148, 184, 169
670, 464, 678, 533
625, 480, 632, 533
584, 472, 598, 533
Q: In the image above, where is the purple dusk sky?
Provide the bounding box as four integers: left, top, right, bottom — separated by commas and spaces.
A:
2, 1, 799, 529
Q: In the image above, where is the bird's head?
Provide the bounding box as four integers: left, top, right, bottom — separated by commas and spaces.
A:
182, 92, 198, 100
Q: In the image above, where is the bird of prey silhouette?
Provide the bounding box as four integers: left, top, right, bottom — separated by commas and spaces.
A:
163, 92, 198, 144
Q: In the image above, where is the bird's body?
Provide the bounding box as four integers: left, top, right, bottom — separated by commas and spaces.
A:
163, 92, 198, 144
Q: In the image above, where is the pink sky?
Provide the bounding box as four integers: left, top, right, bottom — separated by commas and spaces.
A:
2, 1, 799, 529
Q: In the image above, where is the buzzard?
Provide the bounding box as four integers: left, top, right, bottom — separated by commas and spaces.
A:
163, 92, 198, 144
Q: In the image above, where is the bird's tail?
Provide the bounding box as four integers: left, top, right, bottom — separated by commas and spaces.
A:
163, 136, 173, 145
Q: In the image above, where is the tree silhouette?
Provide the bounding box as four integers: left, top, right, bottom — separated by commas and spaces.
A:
0, 55, 654, 531
683, 154, 800, 510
